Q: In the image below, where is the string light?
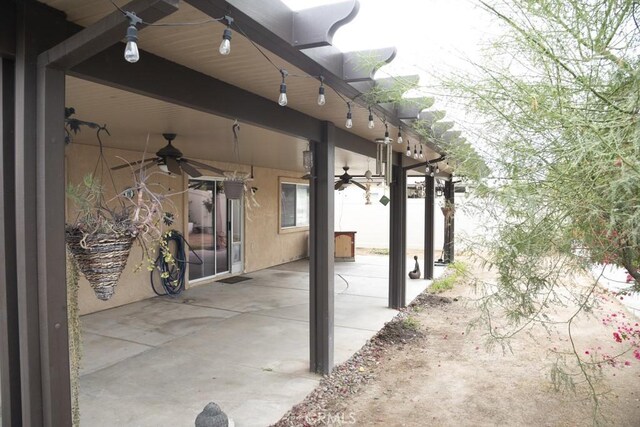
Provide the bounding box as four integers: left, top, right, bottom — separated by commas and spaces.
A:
345, 102, 353, 128
278, 69, 288, 106
124, 12, 142, 63
219, 16, 233, 55
435, 164, 440, 173
317, 76, 326, 106
413, 144, 419, 159
111, 3, 438, 154
425, 164, 430, 173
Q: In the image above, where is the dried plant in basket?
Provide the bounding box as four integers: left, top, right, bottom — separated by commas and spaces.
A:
65, 167, 177, 301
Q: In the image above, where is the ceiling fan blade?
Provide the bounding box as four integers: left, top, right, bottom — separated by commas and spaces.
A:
180, 160, 202, 178
134, 161, 157, 175
182, 159, 225, 176
352, 181, 367, 191
111, 158, 150, 170
334, 181, 343, 190
165, 157, 182, 175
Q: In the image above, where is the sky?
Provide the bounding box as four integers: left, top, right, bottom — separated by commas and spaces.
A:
282, 0, 503, 127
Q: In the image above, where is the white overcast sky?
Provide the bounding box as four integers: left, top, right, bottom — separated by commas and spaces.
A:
282, 0, 503, 125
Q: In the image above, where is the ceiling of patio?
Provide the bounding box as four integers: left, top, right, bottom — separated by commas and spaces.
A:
41, 0, 444, 175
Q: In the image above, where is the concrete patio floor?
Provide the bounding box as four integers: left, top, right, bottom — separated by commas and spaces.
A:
78, 255, 444, 426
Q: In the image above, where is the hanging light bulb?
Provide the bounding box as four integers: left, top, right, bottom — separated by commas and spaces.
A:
384, 123, 390, 144
413, 145, 419, 159
317, 77, 326, 106
425, 164, 431, 174
430, 171, 435, 177
219, 16, 234, 55
406, 143, 411, 157
345, 102, 353, 128
278, 69, 288, 106
124, 12, 142, 63
397, 127, 403, 145
435, 164, 440, 173
419, 145, 424, 160
368, 108, 375, 129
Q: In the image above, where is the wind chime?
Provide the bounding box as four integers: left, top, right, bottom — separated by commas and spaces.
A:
375, 122, 393, 187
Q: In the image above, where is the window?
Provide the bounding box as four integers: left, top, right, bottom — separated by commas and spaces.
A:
280, 181, 309, 229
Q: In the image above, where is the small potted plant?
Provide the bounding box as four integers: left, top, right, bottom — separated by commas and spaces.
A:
65, 170, 176, 300
222, 171, 252, 200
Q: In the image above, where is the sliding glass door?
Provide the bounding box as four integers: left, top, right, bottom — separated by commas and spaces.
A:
188, 179, 243, 281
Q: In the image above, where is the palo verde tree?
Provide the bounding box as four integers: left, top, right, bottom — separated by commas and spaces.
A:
407, 0, 639, 422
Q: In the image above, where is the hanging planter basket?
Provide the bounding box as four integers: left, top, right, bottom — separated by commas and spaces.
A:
65, 229, 135, 301
223, 180, 244, 199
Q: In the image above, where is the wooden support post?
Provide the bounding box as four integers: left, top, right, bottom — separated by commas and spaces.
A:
1, 57, 22, 427
309, 121, 335, 374
15, 6, 45, 423
424, 175, 435, 280
444, 180, 455, 263
36, 64, 71, 427
389, 155, 407, 309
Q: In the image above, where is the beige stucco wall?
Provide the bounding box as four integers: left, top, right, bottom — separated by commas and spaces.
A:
243, 167, 309, 273
67, 143, 308, 315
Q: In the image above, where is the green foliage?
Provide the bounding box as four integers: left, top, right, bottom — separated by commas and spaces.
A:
428, 0, 640, 420
430, 261, 467, 293
66, 252, 81, 427
402, 315, 421, 331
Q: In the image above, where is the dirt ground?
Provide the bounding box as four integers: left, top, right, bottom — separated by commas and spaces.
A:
275, 258, 640, 427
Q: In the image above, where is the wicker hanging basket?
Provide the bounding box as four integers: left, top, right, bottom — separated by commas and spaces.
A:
65, 229, 135, 301
223, 180, 244, 199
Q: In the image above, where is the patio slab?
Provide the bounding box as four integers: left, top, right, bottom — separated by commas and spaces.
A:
78, 255, 443, 426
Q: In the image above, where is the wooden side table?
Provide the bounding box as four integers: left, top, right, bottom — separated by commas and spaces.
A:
335, 231, 356, 262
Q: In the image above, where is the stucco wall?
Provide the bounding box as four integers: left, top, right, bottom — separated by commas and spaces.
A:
243, 167, 309, 272
66, 143, 308, 315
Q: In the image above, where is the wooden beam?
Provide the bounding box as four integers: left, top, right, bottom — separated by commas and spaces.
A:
424, 174, 435, 280
183, 0, 434, 151
39, 0, 179, 70
309, 121, 335, 374
293, 0, 359, 49
444, 180, 455, 263
389, 154, 407, 309
15, 6, 45, 424
342, 47, 396, 82
0, 56, 22, 427
36, 64, 72, 427
397, 97, 435, 120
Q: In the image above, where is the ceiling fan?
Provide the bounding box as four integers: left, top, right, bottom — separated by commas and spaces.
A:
335, 166, 367, 191
111, 133, 225, 178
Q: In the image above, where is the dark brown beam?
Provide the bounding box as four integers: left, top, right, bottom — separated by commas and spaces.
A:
0, 1, 17, 58
1, 56, 22, 427
15, 4, 44, 424
424, 175, 435, 280
341, 47, 396, 82
0, 1, 80, 59
39, 0, 180, 69
444, 180, 455, 263
309, 121, 335, 374
36, 64, 72, 426
292, 0, 359, 49
389, 154, 406, 309
183, 0, 437, 152
71, 43, 384, 159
